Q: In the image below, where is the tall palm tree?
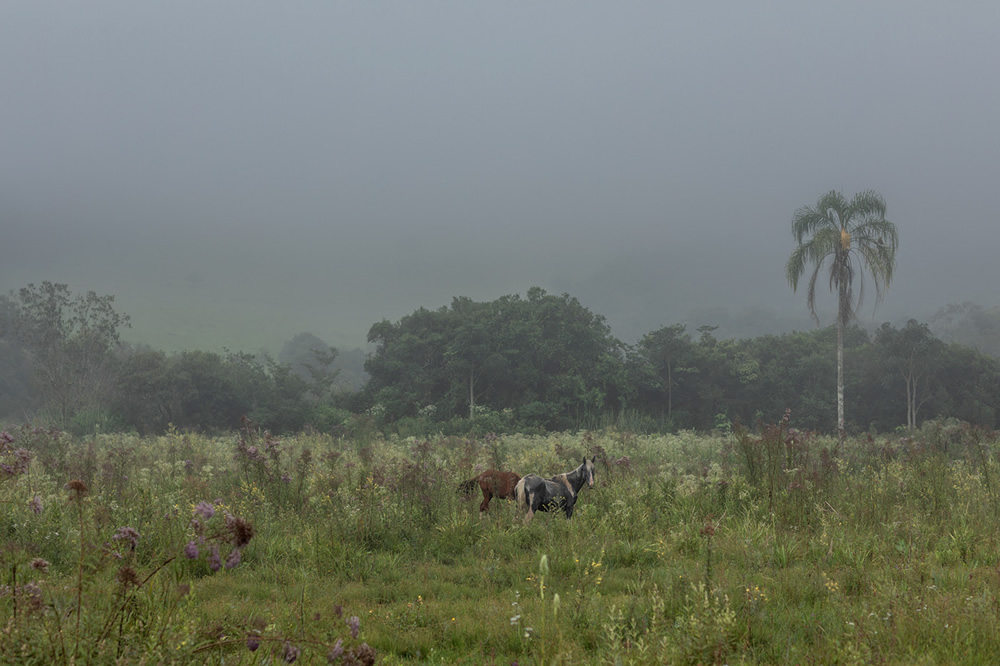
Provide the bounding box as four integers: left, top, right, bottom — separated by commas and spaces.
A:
785, 190, 899, 442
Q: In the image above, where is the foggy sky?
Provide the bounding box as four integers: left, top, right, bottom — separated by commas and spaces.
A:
3, 2, 999, 352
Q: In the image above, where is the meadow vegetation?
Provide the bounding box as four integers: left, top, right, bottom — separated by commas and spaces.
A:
2, 416, 1000, 664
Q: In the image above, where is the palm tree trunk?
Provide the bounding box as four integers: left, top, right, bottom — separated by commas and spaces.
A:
837, 262, 847, 446
836, 315, 845, 445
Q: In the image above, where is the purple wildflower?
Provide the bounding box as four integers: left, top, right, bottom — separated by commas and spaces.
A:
246, 635, 260, 652
12, 449, 31, 474
208, 545, 222, 572
282, 641, 300, 663
19, 582, 43, 612
194, 501, 215, 520
347, 615, 360, 640
113, 526, 140, 549
327, 638, 344, 662
28, 495, 43, 515
281, 472, 291, 484
30, 558, 49, 573
183, 541, 199, 559
0, 430, 13, 444
225, 548, 242, 569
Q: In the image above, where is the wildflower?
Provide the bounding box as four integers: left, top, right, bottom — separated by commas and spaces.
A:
246, 635, 260, 652
354, 642, 377, 666
30, 558, 49, 573
225, 548, 242, 569
347, 615, 360, 639
117, 566, 140, 587
333, 604, 343, 618
510, 614, 521, 625
0, 430, 13, 444
19, 582, 43, 612
28, 495, 43, 515
225, 514, 255, 548
12, 449, 31, 474
66, 480, 88, 500
327, 638, 344, 662
282, 640, 300, 663
194, 501, 215, 520
113, 526, 140, 549
208, 546, 222, 572
184, 541, 199, 559
282, 472, 292, 484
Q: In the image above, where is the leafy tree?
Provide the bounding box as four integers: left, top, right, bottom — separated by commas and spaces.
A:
365, 307, 453, 421
934, 344, 1000, 428
785, 190, 899, 440
874, 320, 946, 429
278, 332, 341, 399
111, 347, 177, 433
9, 282, 131, 424
0, 294, 39, 419
364, 288, 626, 430
636, 324, 694, 422
745, 327, 844, 431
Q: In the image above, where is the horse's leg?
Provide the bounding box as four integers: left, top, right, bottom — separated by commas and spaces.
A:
480, 488, 492, 514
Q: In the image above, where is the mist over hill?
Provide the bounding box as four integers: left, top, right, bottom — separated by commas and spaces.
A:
4, 2, 999, 354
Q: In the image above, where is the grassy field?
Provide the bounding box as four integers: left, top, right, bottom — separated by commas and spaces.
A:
2, 418, 1000, 664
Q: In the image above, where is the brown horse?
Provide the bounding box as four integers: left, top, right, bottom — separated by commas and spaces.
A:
459, 469, 522, 514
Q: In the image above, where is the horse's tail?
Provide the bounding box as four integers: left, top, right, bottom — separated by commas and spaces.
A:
457, 477, 479, 496
514, 477, 527, 512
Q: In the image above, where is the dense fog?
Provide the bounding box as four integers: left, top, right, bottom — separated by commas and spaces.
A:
4, 2, 999, 353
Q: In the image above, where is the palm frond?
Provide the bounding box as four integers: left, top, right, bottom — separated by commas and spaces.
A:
848, 190, 887, 222
787, 188, 899, 324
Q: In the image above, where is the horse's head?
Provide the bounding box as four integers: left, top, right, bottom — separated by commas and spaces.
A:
583, 457, 596, 488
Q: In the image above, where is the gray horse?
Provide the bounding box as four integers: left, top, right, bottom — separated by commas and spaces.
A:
514, 457, 596, 523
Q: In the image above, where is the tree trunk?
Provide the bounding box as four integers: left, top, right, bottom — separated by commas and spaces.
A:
905, 374, 913, 429
469, 367, 475, 419
837, 264, 847, 446
836, 315, 845, 445
667, 360, 673, 419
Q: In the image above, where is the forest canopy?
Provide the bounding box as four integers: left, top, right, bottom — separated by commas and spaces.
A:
3, 283, 1000, 437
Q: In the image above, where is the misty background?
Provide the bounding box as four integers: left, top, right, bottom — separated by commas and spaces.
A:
3, 2, 998, 356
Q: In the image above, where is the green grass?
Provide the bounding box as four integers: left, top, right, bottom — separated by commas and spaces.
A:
2, 421, 1000, 663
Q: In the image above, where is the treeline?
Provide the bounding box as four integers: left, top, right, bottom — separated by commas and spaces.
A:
2, 282, 1000, 436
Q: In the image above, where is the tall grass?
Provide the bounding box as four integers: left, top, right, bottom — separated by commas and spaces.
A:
1, 419, 999, 663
